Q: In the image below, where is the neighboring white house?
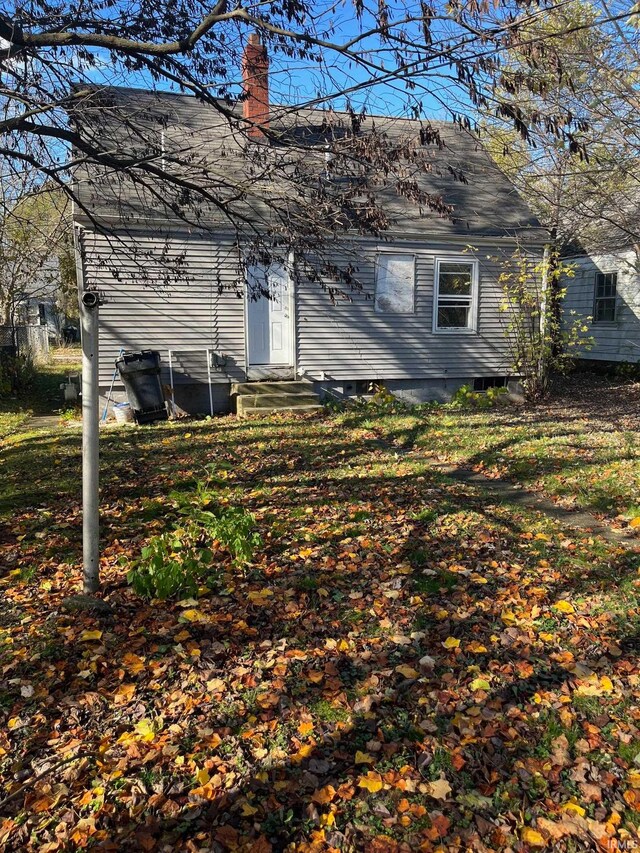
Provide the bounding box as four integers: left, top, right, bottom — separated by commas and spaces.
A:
17, 260, 62, 340
72, 40, 547, 415
562, 243, 640, 365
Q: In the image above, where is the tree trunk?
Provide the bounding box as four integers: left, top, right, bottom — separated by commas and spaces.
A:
0, 299, 11, 326
537, 244, 552, 395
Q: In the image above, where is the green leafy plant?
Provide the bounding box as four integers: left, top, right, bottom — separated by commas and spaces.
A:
354, 383, 409, 414
207, 506, 262, 566
127, 523, 215, 599
324, 383, 413, 414
59, 405, 82, 422
614, 361, 640, 381
498, 248, 592, 400
128, 470, 261, 599
171, 471, 261, 567
0, 351, 36, 396
450, 383, 508, 409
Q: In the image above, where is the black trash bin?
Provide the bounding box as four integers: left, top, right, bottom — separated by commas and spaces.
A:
62, 325, 79, 344
115, 350, 168, 424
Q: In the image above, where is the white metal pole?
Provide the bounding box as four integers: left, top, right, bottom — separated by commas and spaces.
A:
81, 291, 100, 593
206, 348, 214, 417
168, 349, 176, 418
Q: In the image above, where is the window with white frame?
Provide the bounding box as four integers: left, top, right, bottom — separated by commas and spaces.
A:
594, 271, 617, 322
433, 259, 478, 331
375, 253, 415, 313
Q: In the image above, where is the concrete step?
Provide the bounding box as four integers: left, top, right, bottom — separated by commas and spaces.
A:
239, 403, 324, 418
237, 392, 318, 411
234, 379, 322, 418
237, 393, 321, 417
232, 380, 314, 396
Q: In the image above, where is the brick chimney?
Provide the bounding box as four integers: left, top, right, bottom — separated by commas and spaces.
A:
242, 34, 269, 138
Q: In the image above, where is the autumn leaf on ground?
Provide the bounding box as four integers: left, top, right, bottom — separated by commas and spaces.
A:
575, 674, 614, 696
180, 609, 208, 622
425, 778, 452, 800
306, 670, 324, 684
395, 664, 419, 679
561, 801, 586, 817
312, 785, 336, 805
247, 589, 274, 605
3, 376, 640, 852
123, 652, 145, 674
291, 744, 314, 764
118, 718, 159, 746
114, 683, 136, 704
79, 629, 103, 641
553, 600, 575, 614
195, 767, 210, 786
521, 827, 546, 847
358, 772, 383, 793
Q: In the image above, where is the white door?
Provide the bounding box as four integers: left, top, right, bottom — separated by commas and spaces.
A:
247, 263, 293, 366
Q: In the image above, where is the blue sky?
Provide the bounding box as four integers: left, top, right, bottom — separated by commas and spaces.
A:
75, 2, 470, 122
41, 0, 639, 129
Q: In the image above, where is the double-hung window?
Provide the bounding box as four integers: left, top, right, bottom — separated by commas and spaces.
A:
375, 253, 415, 314
594, 272, 617, 322
433, 258, 478, 332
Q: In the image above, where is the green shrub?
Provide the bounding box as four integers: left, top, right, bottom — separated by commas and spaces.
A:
353, 383, 409, 414
450, 384, 509, 410
128, 524, 214, 600
0, 352, 36, 396
128, 471, 261, 599
614, 361, 640, 381
207, 505, 262, 565
171, 477, 261, 567
498, 250, 592, 400
59, 405, 82, 422
327, 382, 413, 414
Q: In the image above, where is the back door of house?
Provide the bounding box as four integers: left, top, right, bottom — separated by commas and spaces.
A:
247, 263, 293, 369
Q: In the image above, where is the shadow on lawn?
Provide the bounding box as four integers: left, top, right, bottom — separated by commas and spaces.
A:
2, 411, 640, 848
3, 541, 635, 851
3, 506, 639, 847
3, 411, 637, 588
340, 406, 639, 521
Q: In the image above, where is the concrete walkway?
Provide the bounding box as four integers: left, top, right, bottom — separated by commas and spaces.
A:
25, 415, 62, 431
434, 461, 640, 550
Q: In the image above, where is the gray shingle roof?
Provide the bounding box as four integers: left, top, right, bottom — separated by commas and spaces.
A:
73, 87, 547, 243
562, 199, 640, 256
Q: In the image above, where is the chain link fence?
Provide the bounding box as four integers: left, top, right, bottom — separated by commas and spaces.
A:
0, 325, 50, 361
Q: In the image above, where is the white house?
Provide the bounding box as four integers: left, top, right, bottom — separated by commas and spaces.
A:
72, 39, 547, 415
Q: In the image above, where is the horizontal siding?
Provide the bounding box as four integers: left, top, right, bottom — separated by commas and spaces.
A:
296, 242, 519, 380
561, 251, 640, 363
80, 229, 533, 387
80, 230, 246, 389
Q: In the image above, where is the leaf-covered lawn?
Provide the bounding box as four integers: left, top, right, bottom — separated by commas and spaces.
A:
1, 391, 640, 851
0, 411, 31, 440
0, 358, 82, 440
418, 375, 640, 524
